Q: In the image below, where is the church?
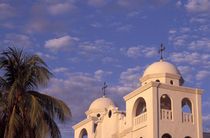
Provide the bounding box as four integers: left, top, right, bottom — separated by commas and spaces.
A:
72, 58, 205, 138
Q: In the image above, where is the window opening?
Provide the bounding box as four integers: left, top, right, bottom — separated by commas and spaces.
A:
160, 94, 171, 110
108, 110, 112, 118
162, 133, 172, 138
170, 80, 173, 85
135, 97, 147, 116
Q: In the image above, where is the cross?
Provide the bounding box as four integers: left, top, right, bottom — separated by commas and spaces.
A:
102, 82, 108, 97
158, 43, 165, 60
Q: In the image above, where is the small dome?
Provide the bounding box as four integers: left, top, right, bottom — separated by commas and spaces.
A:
89, 96, 115, 111
143, 61, 181, 77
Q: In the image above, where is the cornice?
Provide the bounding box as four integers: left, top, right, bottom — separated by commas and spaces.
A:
123, 81, 204, 101
72, 117, 97, 130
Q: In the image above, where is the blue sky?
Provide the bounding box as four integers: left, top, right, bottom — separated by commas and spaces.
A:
0, 0, 210, 137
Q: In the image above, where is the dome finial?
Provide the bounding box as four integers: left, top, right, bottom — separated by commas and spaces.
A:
158, 43, 165, 62
102, 82, 108, 97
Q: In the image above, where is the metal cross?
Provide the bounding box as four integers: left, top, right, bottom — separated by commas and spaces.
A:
102, 82, 108, 96
158, 43, 165, 60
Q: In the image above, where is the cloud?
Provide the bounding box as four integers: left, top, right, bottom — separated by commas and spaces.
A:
87, 0, 109, 7
0, 3, 15, 19
117, 0, 145, 8
168, 33, 189, 46
177, 65, 193, 82
190, 17, 207, 23
35, 52, 56, 60
47, 3, 76, 15
78, 39, 113, 59
90, 23, 103, 28
203, 114, 210, 122
185, 0, 210, 12
53, 67, 69, 73
127, 11, 140, 17
196, 70, 210, 80
3, 33, 32, 48
189, 38, 210, 51
94, 69, 112, 81
169, 51, 202, 65
119, 66, 141, 88
126, 45, 157, 58
45, 35, 79, 51
117, 24, 133, 31
42, 73, 100, 121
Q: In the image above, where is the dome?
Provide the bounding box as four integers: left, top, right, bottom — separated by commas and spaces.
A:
89, 96, 115, 111
143, 61, 181, 77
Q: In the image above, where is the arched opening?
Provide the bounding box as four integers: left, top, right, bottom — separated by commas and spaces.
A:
185, 136, 191, 138
182, 98, 193, 123
133, 97, 147, 126
79, 128, 88, 138
160, 94, 172, 120
160, 94, 171, 110
182, 98, 192, 113
156, 79, 160, 82
162, 133, 172, 138
134, 97, 147, 116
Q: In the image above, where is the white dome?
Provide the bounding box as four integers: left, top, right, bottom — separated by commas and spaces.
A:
89, 97, 115, 111
143, 61, 181, 77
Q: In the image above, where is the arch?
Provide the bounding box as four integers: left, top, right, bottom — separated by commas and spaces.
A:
160, 94, 171, 110
79, 128, 88, 138
162, 133, 172, 138
182, 98, 192, 113
133, 97, 147, 117
185, 136, 191, 138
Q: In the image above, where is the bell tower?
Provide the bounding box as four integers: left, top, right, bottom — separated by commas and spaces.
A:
123, 60, 203, 138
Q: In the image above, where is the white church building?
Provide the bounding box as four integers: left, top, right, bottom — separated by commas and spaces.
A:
72, 59, 204, 138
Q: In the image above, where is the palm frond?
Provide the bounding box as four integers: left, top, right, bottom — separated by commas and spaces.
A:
7, 106, 22, 138
28, 91, 72, 122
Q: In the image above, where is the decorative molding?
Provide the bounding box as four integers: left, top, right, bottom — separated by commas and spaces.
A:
72, 117, 97, 130
123, 81, 204, 101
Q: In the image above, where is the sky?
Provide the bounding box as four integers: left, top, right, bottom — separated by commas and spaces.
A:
0, 0, 210, 137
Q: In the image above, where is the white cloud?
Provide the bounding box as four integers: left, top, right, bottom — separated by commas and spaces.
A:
88, 0, 108, 7
126, 45, 157, 58
176, 1, 182, 6
0, 3, 15, 19
189, 38, 210, 50
185, 0, 210, 12
203, 114, 210, 121
3, 33, 32, 48
190, 17, 207, 23
127, 11, 140, 17
169, 34, 189, 46
117, 24, 132, 31
94, 69, 112, 80
45, 35, 79, 51
119, 66, 141, 88
78, 40, 113, 60
169, 51, 202, 65
177, 65, 194, 83
90, 23, 103, 28
53, 67, 68, 73
169, 30, 176, 34
180, 27, 191, 33
102, 57, 115, 63
47, 3, 76, 15
35, 52, 56, 60
196, 70, 210, 80
117, 0, 143, 7
42, 72, 100, 121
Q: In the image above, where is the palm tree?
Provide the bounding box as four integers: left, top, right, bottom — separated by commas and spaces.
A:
0, 47, 71, 138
